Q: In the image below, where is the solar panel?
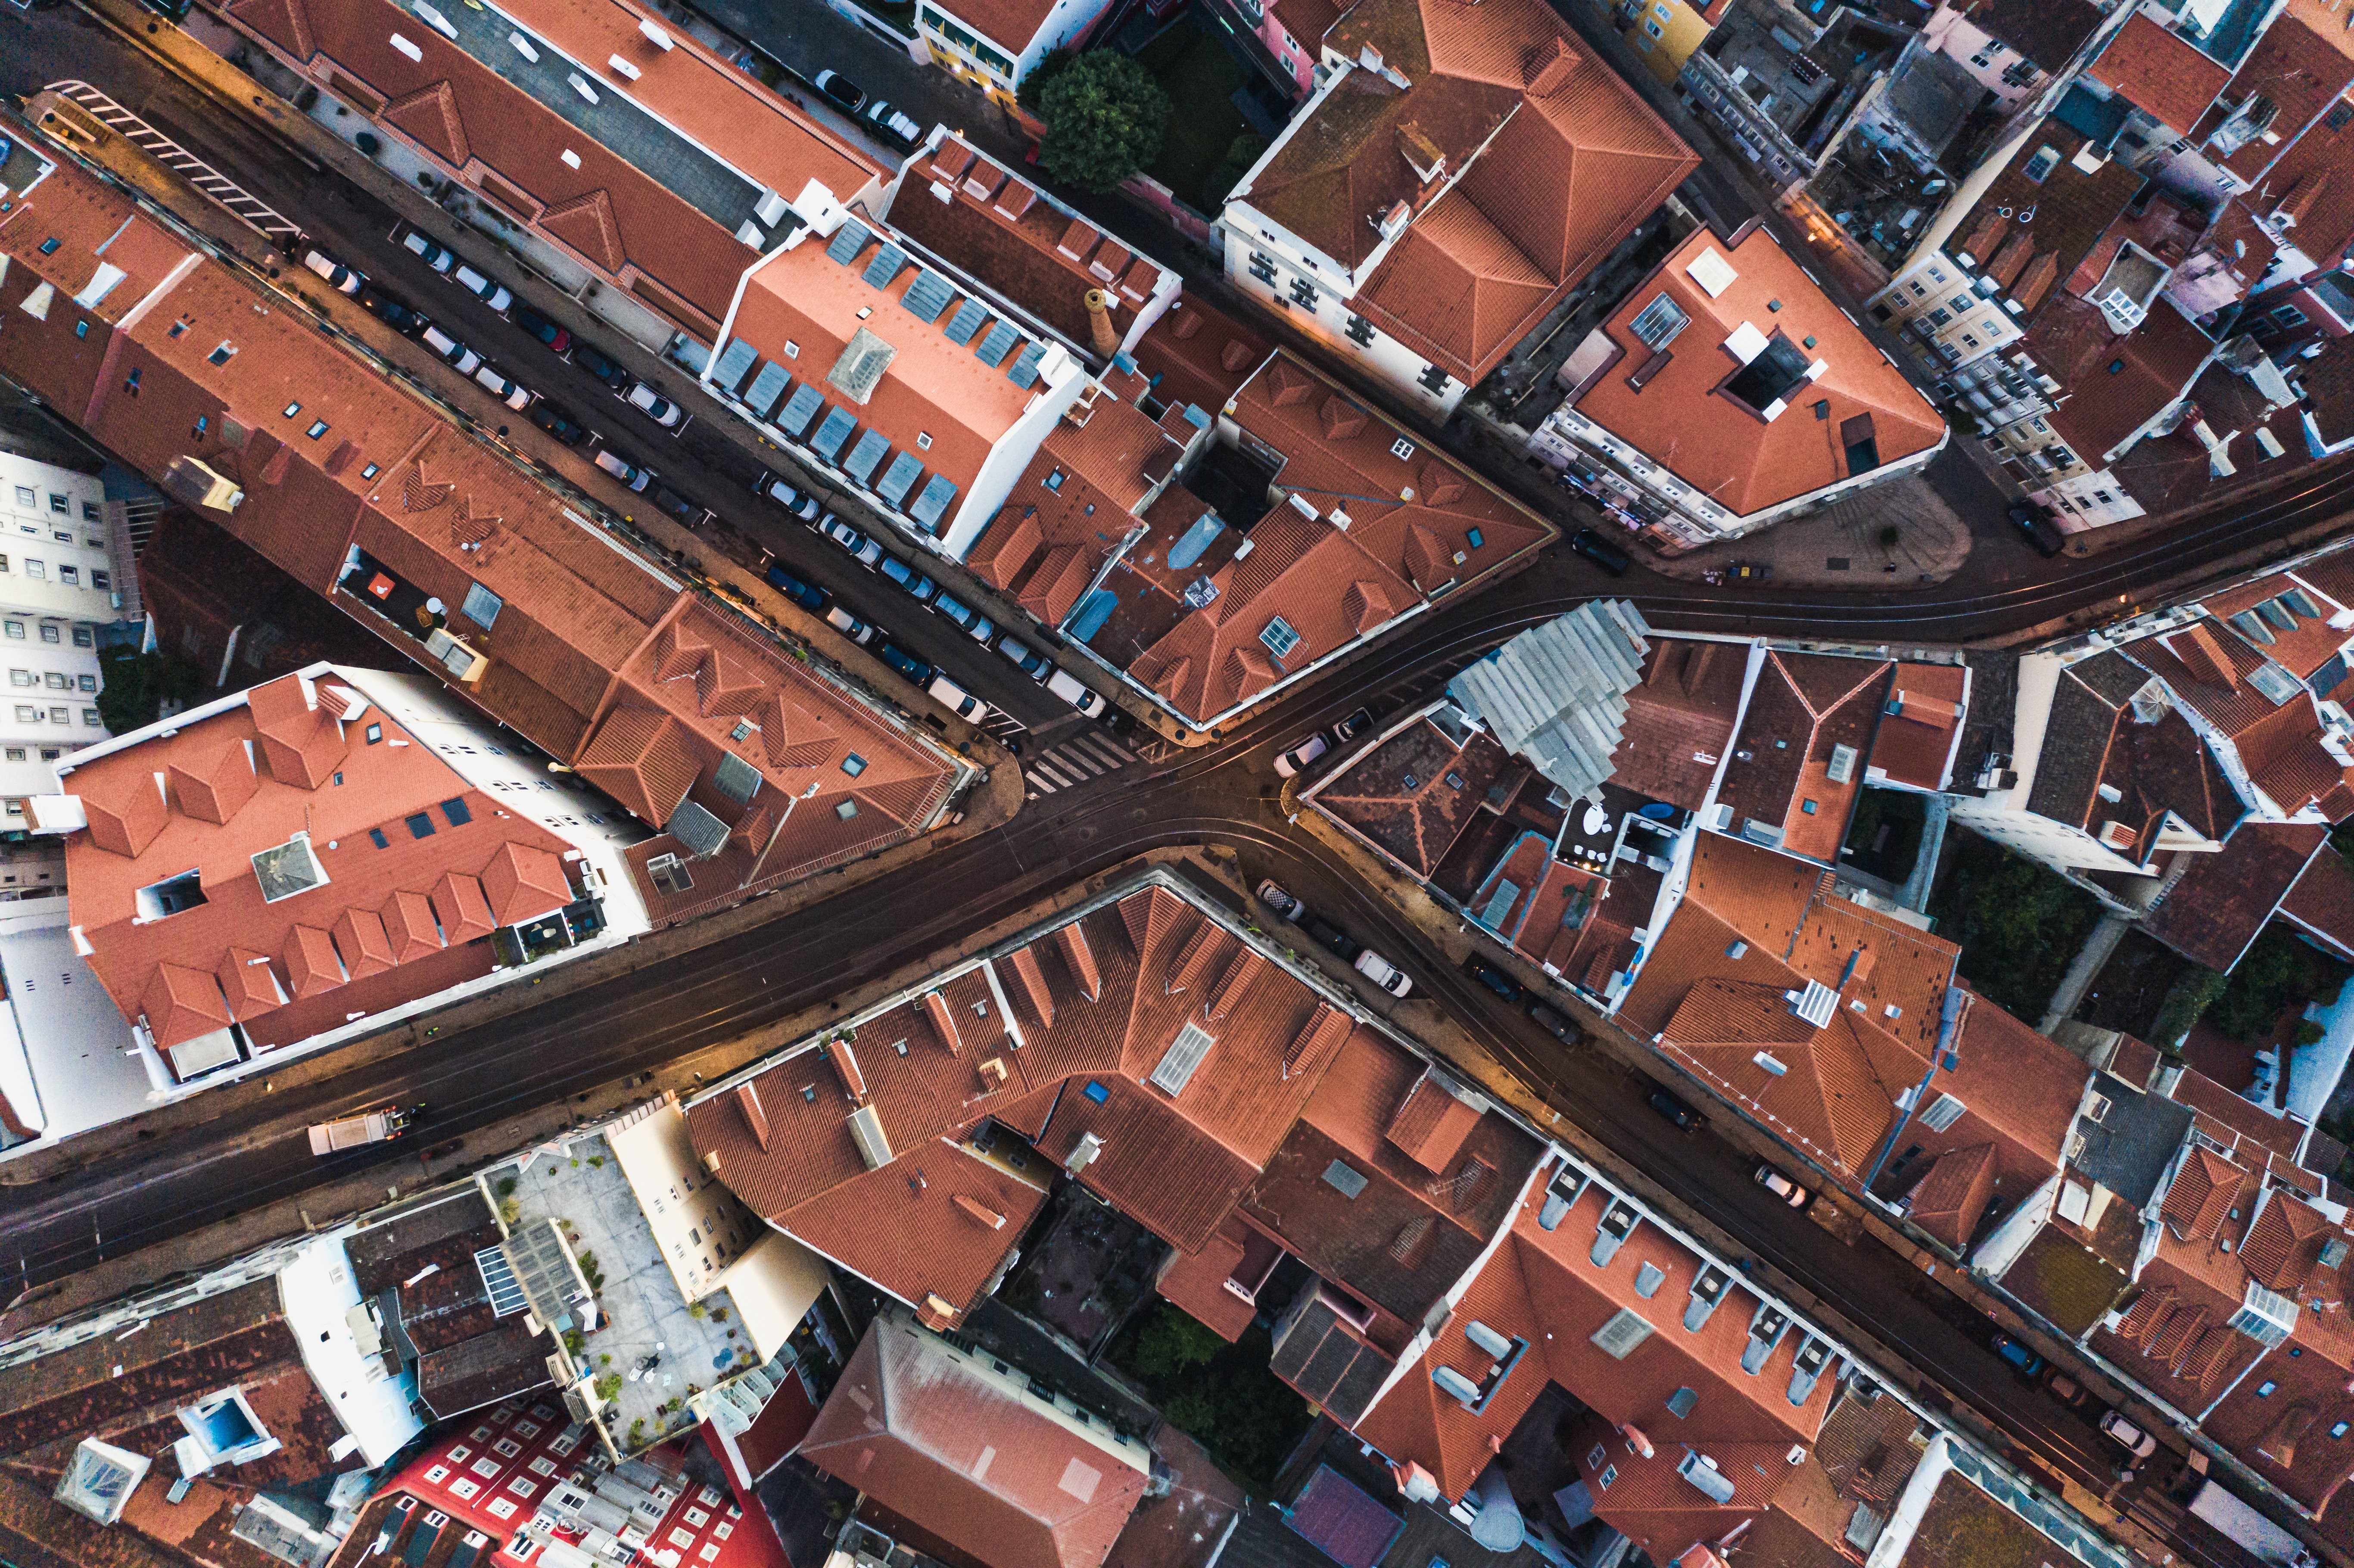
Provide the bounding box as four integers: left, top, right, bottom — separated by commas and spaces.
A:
862, 242, 909, 289
901, 269, 955, 323
739, 364, 790, 421
1007, 339, 1049, 388
974, 320, 1021, 366
825, 218, 872, 265
878, 451, 925, 508
844, 428, 891, 485
943, 298, 990, 345
712, 337, 759, 392
811, 405, 858, 461
777, 383, 825, 437
910, 473, 959, 532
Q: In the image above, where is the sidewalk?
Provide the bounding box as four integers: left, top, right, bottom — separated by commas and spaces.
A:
1640, 472, 1976, 587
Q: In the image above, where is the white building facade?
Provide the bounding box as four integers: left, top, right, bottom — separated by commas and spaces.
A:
0, 448, 131, 818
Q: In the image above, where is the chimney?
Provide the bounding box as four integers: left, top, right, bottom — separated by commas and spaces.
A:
1084, 288, 1119, 357
2176, 622, 2242, 688
1359, 42, 1383, 72
826, 1038, 867, 1102
924, 990, 962, 1055
1526, 36, 1579, 95
918, 1294, 959, 1329
953, 1193, 1008, 1229
978, 1056, 1009, 1089
701, 1149, 722, 1176
1057, 922, 1102, 1001
1066, 1130, 1104, 1176
1620, 1423, 1654, 1459
736, 1083, 769, 1151
2099, 819, 2139, 850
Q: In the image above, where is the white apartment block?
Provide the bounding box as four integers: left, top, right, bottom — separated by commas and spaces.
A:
0, 449, 130, 816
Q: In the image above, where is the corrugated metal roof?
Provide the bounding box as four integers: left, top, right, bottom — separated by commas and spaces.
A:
1445, 600, 1650, 801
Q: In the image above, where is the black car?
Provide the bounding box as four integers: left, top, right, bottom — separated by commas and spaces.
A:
1529, 1002, 1581, 1045
528, 401, 592, 446
1463, 953, 1524, 1003
648, 483, 710, 527
354, 283, 430, 338
813, 69, 867, 113
572, 342, 633, 391
1302, 916, 1362, 962
764, 563, 826, 612
1646, 1085, 1703, 1130
2009, 500, 2068, 557
1332, 707, 1374, 744
508, 302, 573, 355
1569, 527, 1631, 576
877, 641, 933, 684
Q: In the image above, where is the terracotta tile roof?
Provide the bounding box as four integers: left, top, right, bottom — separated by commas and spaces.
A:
779, 1140, 1050, 1323
1713, 651, 1894, 863
1151, 1220, 1261, 1342
1945, 124, 2147, 324
2282, 843, 2354, 958
1867, 663, 1967, 791
2089, 13, 2233, 131
1903, 1143, 1998, 1249
53, 671, 585, 1053
884, 137, 1170, 358
1664, 982, 1905, 1175
2114, 359, 2307, 517
2173, 1066, 2309, 1161
1570, 227, 1944, 520
797, 1315, 1149, 1568
1131, 300, 1275, 420
2193, 0, 2354, 186
2033, 296, 2216, 463
1570, 1428, 1802, 1560
2197, 567, 2354, 684
1244, 0, 1695, 383
1308, 716, 1517, 877
2141, 821, 2327, 970
1611, 640, 1746, 809
2024, 650, 2239, 855
2247, 93, 2354, 277
926, 0, 1073, 51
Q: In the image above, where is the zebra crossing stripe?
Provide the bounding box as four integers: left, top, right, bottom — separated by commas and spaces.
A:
1025, 771, 1061, 795
1054, 747, 1111, 778
1031, 760, 1080, 787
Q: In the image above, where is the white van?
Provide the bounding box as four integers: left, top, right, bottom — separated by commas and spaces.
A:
1046, 668, 1107, 717
421, 324, 482, 375
927, 674, 989, 723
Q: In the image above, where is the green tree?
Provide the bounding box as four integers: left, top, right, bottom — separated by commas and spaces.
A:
1017, 47, 1073, 115
1130, 1303, 1224, 1377
96, 646, 204, 736
1035, 52, 1170, 193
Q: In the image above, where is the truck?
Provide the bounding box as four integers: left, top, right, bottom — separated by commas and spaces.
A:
308, 1105, 420, 1155
2187, 1478, 2315, 1566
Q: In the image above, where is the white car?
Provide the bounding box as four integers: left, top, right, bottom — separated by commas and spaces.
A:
594, 449, 653, 492
825, 605, 878, 646
2098, 1411, 2159, 1459
624, 382, 685, 428
997, 634, 1051, 681
1256, 879, 1306, 921
473, 365, 534, 410
822, 516, 884, 569
420, 324, 482, 376
1273, 733, 1330, 777
1046, 668, 1106, 717
1354, 949, 1413, 997
926, 674, 989, 724
451, 263, 513, 314
754, 469, 822, 520
1753, 1165, 1811, 1208
301, 248, 365, 293
400, 230, 455, 272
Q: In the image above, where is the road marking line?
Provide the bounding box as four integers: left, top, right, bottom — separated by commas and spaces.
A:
1031, 762, 1077, 787
1054, 748, 1110, 778
1069, 736, 1129, 769
1024, 772, 1061, 794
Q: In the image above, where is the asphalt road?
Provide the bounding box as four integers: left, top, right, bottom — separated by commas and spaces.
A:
0, 7, 2339, 1564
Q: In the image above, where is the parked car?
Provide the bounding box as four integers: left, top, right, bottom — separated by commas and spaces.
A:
822, 516, 885, 569
572, 341, 633, 391
450, 262, 513, 314
1302, 915, 1362, 962
764, 563, 826, 611
1992, 1334, 2046, 1378
1257, 880, 1307, 921
1528, 1002, 1581, 1045
932, 592, 995, 644
624, 382, 685, 428
1046, 668, 1107, 717
926, 674, 989, 723
353, 283, 429, 337
648, 483, 710, 528
399, 229, 456, 273
1753, 1165, 1811, 1208
876, 641, 932, 684
861, 99, 922, 145
1569, 527, 1632, 576
754, 469, 822, 520
420, 324, 483, 376
301, 248, 365, 293
998, 634, 1052, 681
813, 68, 867, 113
1463, 953, 1523, 1003
507, 302, 572, 355
593, 449, 653, 492
2043, 1370, 2092, 1409
825, 604, 878, 646
2010, 500, 2068, 557
528, 400, 591, 446
472, 364, 533, 411
1647, 1087, 1703, 1130
1354, 949, 1413, 997
2098, 1411, 2159, 1459
1332, 707, 1375, 744
1274, 732, 1331, 777
878, 553, 937, 606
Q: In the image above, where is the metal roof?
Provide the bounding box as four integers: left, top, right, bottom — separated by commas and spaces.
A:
1445, 600, 1651, 802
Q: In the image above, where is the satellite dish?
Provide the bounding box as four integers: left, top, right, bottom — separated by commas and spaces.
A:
1582, 803, 1608, 836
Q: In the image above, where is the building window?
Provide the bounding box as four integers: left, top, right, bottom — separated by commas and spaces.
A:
92, 571, 108, 592
40, 626, 59, 645
1345, 313, 1376, 347
70, 627, 90, 647
2257, 1380, 2277, 1397
57, 566, 76, 586
81, 503, 99, 522
209, 343, 235, 366
1260, 616, 1302, 658
45, 495, 64, 516
1288, 277, 1319, 311
842, 752, 868, 776
81, 709, 99, 726
1666, 1387, 1697, 1417
3, 749, 21, 763
13, 707, 35, 723
1248, 251, 1279, 286
10, 488, 29, 507
1418, 363, 1451, 395
4, 623, 24, 641
78, 675, 95, 692
1629, 292, 1691, 348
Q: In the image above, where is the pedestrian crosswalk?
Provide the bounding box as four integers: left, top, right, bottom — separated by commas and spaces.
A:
1024, 731, 1139, 797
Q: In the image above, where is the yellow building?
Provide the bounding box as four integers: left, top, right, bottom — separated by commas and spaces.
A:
1619, 0, 1727, 84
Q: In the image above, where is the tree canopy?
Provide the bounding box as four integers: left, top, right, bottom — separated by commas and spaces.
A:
1034, 51, 1169, 193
